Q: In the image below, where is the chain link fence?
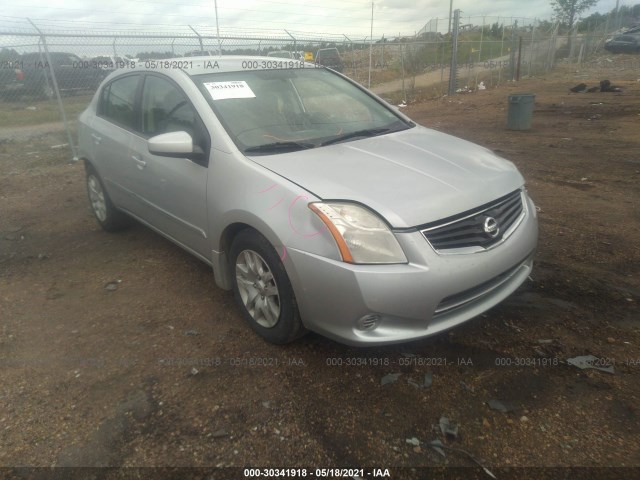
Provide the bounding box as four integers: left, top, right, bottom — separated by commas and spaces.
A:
1, 15, 638, 159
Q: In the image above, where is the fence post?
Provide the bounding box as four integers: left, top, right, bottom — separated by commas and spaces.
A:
529, 19, 536, 76
475, 16, 486, 87
440, 40, 445, 86
285, 29, 296, 55
510, 20, 518, 80
189, 25, 204, 52
547, 22, 559, 71
516, 36, 523, 81
400, 43, 406, 104
27, 18, 78, 161
448, 9, 461, 96
368, 2, 373, 88
568, 26, 577, 60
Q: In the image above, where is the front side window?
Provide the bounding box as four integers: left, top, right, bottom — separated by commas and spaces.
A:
141, 75, 198, 137
99, 74, 140, 129
193, 68, 412, 155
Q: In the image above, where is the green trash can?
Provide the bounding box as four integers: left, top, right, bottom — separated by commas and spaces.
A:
507, 94, 536, 130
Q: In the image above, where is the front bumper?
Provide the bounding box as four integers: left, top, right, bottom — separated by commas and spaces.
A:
285, 195, 538, 346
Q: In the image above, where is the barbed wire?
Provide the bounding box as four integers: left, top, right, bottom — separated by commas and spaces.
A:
0, 17, 375, 42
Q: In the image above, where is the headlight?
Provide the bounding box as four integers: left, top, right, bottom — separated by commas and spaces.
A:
309, 202, 407, 264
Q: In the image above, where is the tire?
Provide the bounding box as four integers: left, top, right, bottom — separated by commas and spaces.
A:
230, 230, 306, 344
85, 164, 130, 232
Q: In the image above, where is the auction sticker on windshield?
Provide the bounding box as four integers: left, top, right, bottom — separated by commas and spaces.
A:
203, 81, 256, 100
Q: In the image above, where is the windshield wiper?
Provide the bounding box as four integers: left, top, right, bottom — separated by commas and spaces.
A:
244, 141, 315, 155
321, 127, 398, 146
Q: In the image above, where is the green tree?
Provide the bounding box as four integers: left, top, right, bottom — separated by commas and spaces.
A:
0, 48, 20, 62
551, 0, 599, 30
577, 11, 606, 31
490, 22, 503, 39
400, 43, 425, 92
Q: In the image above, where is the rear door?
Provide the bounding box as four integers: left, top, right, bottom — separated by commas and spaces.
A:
91, 73, 142, 211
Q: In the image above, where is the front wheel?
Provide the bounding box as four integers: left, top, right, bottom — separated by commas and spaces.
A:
230, 230, 306, 344
85, 164, 130, 232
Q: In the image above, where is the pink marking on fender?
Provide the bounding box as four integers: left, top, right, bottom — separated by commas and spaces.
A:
259, 183, 279, 193
268, 196, 285, 210
289, 195, 325, 237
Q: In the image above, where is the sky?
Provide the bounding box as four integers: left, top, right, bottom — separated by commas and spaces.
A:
0, 0, 625, 38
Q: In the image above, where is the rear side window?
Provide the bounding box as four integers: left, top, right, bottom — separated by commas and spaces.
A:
99, 75, 140, 129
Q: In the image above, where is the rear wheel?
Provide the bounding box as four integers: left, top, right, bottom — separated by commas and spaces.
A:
85, 164, 130, 232
230, 230, 306, 344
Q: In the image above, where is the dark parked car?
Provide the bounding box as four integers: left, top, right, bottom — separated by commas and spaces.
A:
21, 52, 106, 98
604, 34, 640, 54
315, 48, 344, 72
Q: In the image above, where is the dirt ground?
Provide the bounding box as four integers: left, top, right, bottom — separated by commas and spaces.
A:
0, 56, 639, 479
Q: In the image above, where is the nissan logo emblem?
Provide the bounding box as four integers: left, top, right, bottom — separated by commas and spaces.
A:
483, 216, 500, 238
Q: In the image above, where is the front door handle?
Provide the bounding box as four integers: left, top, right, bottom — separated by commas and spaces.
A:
91, 133, 102, 144
132, 155, 146, 169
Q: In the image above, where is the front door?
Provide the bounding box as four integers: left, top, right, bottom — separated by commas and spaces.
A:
127, 74, 211, 259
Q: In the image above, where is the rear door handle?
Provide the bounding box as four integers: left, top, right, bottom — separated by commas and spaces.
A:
91, 133, 102, 144
132, 155, 146, 169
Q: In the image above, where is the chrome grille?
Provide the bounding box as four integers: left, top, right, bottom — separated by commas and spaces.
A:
421, 189, 525, 252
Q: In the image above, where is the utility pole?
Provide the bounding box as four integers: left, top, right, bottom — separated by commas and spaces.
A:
448, 0, 453, 34
214, 0, 222, 55
368, 2, 373, 88
448, 9, 461, 96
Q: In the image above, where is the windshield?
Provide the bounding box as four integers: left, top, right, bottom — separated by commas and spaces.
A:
193, 68, 412, 155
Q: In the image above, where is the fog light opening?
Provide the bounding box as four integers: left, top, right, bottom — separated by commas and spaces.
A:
357, 314, 381, 331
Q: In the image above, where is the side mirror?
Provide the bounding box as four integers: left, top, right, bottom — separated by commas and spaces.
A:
148, 131, 195, 157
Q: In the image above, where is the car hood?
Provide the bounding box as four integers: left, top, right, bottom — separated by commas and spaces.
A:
247, 126, 524, 228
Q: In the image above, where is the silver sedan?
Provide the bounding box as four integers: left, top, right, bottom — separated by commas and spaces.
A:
78, 56, 538, 345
